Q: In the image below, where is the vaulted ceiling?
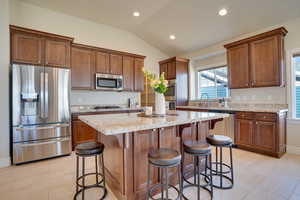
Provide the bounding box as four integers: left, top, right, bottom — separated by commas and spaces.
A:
19, 0, 300, 56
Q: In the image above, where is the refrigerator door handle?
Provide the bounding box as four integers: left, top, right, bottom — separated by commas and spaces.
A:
40, 72, 45, 119
15, 123, 69, 131
44, 72, 49, 119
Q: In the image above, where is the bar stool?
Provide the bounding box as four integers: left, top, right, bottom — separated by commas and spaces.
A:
181, 140, 213, 200
206, 135, 234, 189
147, 148, 183, 200
74, 142, 107, 200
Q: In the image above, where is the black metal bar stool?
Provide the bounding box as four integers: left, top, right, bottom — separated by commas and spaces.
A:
147, 148, 183, 200
206, 135, 234, 189
74, 141, 107, 200
181, 140, 213, 200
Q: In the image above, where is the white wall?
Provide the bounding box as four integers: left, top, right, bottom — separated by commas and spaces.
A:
10, 0, 168, 106
0, 0, 11, 168
182, 17, 300, 154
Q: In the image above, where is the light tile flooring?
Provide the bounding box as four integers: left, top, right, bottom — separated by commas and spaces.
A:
0, 148, 299, 200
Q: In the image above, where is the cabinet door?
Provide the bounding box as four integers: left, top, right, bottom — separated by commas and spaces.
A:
250, 36, 280, 87
11, 32, 43, 65
95, 51, 110, 73
45, 39, 70, 68
134, 58, 145, 91
160, 63, 168, 78
72, 121, 97, 149
198, 121, 210, 142
227, 44, 250, 89
133, 129, 159, 199
123, 56, 134, 91
71, 47, 95, 90
253, 121, 276, 152
235, 118, 254, 147
110, 54, 123, 75
167, 61, 176, 80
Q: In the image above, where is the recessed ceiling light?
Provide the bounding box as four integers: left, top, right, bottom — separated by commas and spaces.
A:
218, 8, 228, 16
133, 12, 140, 17
169, 35, 176, 40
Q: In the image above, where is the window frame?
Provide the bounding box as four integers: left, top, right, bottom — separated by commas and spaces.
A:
290, 49, 300, 119
196, 65, 230, 100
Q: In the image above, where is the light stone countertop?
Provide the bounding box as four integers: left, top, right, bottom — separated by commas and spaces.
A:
176, 105, 288, 114
71, 105, 143, 114
79, 111, 229, 135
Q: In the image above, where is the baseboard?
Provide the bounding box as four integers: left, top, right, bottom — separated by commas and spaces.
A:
287, 145, 300, 155
0, 157, 11, 168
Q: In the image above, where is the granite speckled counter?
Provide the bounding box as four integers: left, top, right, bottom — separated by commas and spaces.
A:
79, 110, 229, 135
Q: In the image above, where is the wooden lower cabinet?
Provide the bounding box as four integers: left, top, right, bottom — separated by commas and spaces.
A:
98, 123, 209, 200
235, 112, 286, 158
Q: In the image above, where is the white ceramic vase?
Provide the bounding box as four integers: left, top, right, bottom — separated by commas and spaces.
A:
155, 93, 166, 115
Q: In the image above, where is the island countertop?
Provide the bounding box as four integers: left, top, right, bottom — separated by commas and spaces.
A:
79, 110, 229, 135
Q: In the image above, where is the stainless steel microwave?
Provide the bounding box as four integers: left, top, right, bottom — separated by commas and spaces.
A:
95, 73, 123, 91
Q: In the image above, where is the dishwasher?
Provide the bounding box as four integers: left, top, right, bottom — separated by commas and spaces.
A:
207, 109, 235, 144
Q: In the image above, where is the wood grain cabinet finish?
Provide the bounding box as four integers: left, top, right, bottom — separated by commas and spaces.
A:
235, 112, 286, 158
235, 119, 254, 147
45, 39, 70, 68
122, 56, 134, 91
227, 44, 250, 89
250, 36, 280, 87
95, 51, 110, 74
110, 54, 123, 75
158, 57, 189, 106
253, 120, 276, 152
134, 58, 145, 91
72, 121, 97, 149
11, 32, 44, 65
225, 27, 287, 89
10, 25, 73, 67
71, 46, 95, 90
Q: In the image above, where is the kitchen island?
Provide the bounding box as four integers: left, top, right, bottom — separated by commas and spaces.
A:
79, 111, 228, 200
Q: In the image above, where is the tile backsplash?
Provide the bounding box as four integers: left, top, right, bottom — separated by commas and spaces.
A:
70, 90, 140, 106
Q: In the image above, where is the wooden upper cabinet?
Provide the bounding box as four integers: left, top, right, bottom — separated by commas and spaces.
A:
167, 61, 176, 80
134, 58, 145, 91
123, 56, 134, 91
250, 36, 280, 87
110, 54, 123, 75
11, 32, 44, 65
225, 27, 287, 88
227, 44, 250, 89
95, 51, 110, 73
71, 46, 95, 90
160, 63, 168, 77
45, 39, 70, 68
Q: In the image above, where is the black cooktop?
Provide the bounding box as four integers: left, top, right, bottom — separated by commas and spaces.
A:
93, 106, 121, 110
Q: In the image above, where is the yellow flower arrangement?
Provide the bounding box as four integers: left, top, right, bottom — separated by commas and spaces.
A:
142, 68, 168, 94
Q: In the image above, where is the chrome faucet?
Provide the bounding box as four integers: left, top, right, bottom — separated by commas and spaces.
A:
200, 93, 209, 99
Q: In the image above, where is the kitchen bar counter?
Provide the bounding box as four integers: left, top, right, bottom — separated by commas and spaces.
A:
177, 105, 288, 114
79, 111, 229, 135
78, 110, 228, 200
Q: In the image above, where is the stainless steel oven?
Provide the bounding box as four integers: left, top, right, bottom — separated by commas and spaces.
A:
165, 79, 176, 101
96, 73, 123, 91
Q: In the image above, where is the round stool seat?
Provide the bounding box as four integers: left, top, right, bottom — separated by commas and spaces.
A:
206, 135, 232, 146
148, 148, 181, 166
183, 140, 211, 154
75, 142, 104, 156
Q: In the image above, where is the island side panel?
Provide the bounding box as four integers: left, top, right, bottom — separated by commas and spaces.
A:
132, 129, 159, 199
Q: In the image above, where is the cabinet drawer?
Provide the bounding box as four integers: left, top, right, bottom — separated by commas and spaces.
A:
255, 113, 277, 121
236, 112, 254, 119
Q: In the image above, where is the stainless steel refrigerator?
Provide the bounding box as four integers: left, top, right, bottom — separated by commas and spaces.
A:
11, 64, 71, 164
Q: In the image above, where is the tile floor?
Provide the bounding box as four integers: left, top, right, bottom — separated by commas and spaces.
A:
0, 148, 299, 200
